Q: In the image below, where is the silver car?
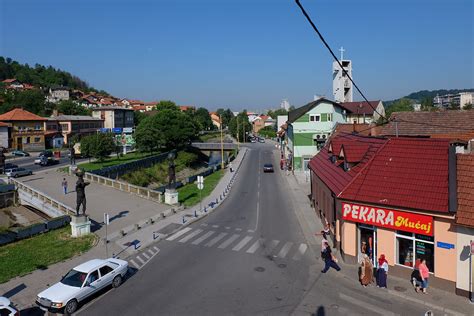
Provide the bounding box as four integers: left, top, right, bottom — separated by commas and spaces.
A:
5, 167, 33, 178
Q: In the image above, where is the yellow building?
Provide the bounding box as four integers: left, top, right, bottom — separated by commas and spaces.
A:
0, 108, 46, 151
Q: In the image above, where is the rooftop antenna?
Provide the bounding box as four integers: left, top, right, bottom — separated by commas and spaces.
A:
339, 46, 345, 61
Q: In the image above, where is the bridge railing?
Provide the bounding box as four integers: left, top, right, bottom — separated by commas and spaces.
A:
191, 142, 237, 150
9, 178, 76, 217
83, 172, 163, 203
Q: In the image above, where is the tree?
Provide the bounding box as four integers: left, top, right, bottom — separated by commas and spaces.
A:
194, 107, 214, 131
228, 111, 252, 141
258, 125, 276, 138
56, 100, 91, 116
420, 96, 434, 111
463, 103, 472, 110
134, 111, 147, 126
79, 133, 115, 161
155, 100, 179, 112
267, 108, 288, 119
0, 89, 50, 116
216, 108, 234, 128
385, 98, 413, 117
448, 100, 459, 110
135, 115, 161, 153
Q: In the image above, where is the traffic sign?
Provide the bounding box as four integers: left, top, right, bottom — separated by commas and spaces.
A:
104, 213, 110, 225
197, 176, 204, 184
197, 183, 204, 190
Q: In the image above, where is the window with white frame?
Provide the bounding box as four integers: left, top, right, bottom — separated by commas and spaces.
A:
396, 231, 434, 272
327, 113, 332, 121
309, 114, 320, 122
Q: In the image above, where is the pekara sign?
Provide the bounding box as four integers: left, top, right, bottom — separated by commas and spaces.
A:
342, 202, 433, 236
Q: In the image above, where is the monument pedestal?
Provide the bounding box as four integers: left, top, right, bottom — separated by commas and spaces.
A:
69, 164, 78, 176
70, 215, 91, 237
164, 189, 179, 205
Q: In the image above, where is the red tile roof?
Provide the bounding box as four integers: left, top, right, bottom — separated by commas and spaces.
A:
0, 108, 47, 121
381, 110, 474, 140
0, 122, 9, 127
2, 78, 19, 84
309, 134, 388, 194
340, 101, 380, 115
179, 105, 195, 111
456, 153, 474, 227
333, 123, 373, 137
339, 138, 451, 213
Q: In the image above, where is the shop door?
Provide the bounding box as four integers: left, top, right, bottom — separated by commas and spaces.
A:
358, 224, 377, 266
16, 137, 22, 150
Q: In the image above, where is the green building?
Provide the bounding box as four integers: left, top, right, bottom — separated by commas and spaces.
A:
285, 98, 347, 171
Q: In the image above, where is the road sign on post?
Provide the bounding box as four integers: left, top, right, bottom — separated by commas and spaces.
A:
196, 177, 204, 215
104, 213, 110, 258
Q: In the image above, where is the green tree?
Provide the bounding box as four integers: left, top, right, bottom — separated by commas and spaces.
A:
420, 96, 434, 111
385, 98, 413, 117
153, 109, 197, 149
155, 100, 179, 112
194, 107, 214, 131
258, 125, 276, 138
228, 111, 251, 141
216, 108, 234, 128
448, 100, 459, 110
135, 115, 161, 153
134, 111, 147, 126
0, 89, 50, 116
463, 103, 472, 110
80, 133, 115, 161
56, 100, 91, 116
267, 108, 288, 118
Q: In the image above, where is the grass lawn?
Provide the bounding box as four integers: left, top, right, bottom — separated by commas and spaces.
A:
0, 226, 96, 284
178, 170, 224, 207
78, 151, 155, 171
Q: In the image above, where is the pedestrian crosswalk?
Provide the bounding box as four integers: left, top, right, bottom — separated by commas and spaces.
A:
129, 246, 161, 270
165, 228, 308, 261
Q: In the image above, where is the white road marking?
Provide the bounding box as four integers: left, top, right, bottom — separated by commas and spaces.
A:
130, 259, 140, 268
277, 242, 293, 258
191, 231, 215, 245
247, 230, 254, 233
246, 238, 264, 253
153, 246, 159, 252
166, 227, 192, 241
292, 244, 308, 261
212, 225, 219, 228
205, 232, 227, 247
136, 255, 145, 265
232, 236, 253, 251
339, 293, 397, 316
218, 234, 240, 249
178, 229, 203, 243
142, 252, 150, 260
201, 223, 208, 227
267, 240, 280, 253
147, 249, 155, 256
225, 226, 231, 229
235, 228, 242, 231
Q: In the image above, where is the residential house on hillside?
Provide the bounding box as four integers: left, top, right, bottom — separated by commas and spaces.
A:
179, 105, 195, 112
46, 86, 70, 103
46, 113, 104, 145
92, 106, 134, 131
284, 98, 347, 171
340, 100, 385, 124
210, 112, 221, 129
0, 108, 46, 151
81, 94, 99, 108
433, 92, 473, 109
1, 79, 34, 91
309, 134, 464, 296
144, 102, 157, 111
381, 111, 474, 142
252, 115, 275, 133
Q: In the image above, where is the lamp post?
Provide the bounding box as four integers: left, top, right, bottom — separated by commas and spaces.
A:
219, 114, 224, 170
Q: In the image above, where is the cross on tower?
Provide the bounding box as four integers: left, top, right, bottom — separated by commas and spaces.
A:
339, 46, 345, 61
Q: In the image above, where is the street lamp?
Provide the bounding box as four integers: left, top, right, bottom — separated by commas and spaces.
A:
219, 114, 224, 170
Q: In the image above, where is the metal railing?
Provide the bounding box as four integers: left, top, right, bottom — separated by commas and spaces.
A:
9, 178, 76, 216
191, 142, 237, 150
83, 172, 162, 203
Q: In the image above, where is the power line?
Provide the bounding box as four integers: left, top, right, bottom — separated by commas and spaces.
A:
294, 0, 388, 123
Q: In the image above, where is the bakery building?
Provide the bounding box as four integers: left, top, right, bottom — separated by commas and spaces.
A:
309, 133, 463, 294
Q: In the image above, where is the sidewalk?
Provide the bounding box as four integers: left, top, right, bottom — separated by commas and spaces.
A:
284, 170, 473, 316
0, 147, 249, 312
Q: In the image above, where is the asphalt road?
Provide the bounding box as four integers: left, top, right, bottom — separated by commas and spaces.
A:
3, 152, 87, 175
73, 144, 451, 316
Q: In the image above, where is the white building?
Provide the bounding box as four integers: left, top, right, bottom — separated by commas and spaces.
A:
280, 99, 290, 111
433, 92, 474, 109
332, 47, 353, 103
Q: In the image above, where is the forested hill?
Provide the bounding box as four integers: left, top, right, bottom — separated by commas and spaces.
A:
385, 88, 474, 107
0, 56, 103, 93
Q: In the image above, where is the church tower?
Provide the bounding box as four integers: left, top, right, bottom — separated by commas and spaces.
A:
332, 47, 353, 103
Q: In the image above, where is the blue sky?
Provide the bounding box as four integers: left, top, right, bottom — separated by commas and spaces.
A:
0, 0, 472, 111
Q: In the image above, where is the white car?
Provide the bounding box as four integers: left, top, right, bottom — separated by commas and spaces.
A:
36, 258, 128, 314
0, 296, 19, 316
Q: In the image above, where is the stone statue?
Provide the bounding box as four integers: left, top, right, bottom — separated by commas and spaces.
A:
70, 146, 76, 165
75, 170, 90, 215
167, 152, 176, 190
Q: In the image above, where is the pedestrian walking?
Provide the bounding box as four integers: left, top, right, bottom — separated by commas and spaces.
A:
61, 178, 68, 195
376, 254, 388, 288
360, 253, 374, 287
229, 162, 233, 172
321, 241, 341, 273
415, 259, 430, 294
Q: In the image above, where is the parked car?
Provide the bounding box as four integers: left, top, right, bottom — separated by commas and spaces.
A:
36, 258, 128, 314
5, 167, 33, 178
258, 137, 265, 143
263, 163, 274, 173
39, 156, 59, 167
35, 151, 54, 164
10, 150, 29, 157
0, 296, 19, 316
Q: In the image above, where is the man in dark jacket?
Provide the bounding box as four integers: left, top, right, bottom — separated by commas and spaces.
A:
321, 241, 341, 273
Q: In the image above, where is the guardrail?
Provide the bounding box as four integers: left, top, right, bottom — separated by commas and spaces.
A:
9, 178, 76, 217
191, 142, 237, 150
83, 172, 163, 203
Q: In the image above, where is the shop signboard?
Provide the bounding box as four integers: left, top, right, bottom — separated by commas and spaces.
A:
123, 127, 133, 133
436, 241, 455, 249
99, 128, 110, 133
342, 202, 433, 236
112, 127, 123, 134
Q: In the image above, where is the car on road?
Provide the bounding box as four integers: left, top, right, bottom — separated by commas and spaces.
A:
35, 151, 53, 164
10, 150, 29, 157
36, 258, 128, 314
258, 137, 265, 143
263, 163, 274, 173
5, 167, 33, 178
37, 156, 59, 167
0, 296, 19, 316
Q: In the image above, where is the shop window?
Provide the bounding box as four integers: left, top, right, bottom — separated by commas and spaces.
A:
396, 231, 434, 272
34, 137, 41, 143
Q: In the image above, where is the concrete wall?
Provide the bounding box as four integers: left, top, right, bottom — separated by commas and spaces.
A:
456, 225, 474, 295
0, 127, 8, 148
342, 221, 357, 257
376, 227, 395, 267
434, 218, 457, 282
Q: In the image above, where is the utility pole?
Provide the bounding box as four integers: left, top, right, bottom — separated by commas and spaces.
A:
220, 114, 224, 169
237, 116, 240, 150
